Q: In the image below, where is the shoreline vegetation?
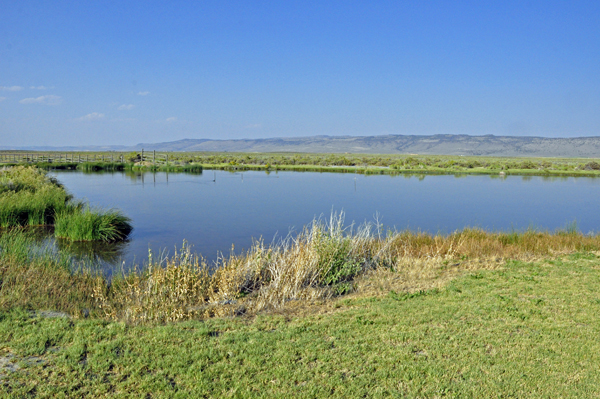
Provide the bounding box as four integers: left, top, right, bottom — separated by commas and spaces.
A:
2, 165, 600, 394
2, 150, 600, 177
0, 166, 132, 242
1, 211, 599, 323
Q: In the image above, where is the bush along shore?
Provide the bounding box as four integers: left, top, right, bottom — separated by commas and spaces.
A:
199, 157, 600, 177
0, 166, 132, 242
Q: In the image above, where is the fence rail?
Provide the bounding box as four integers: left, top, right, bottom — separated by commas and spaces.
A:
0, 149, 170, 165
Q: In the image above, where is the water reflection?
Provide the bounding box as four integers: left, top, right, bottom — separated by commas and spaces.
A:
49, 170, 600, 273
55, 238, 129, 265
20, 226, 129, 269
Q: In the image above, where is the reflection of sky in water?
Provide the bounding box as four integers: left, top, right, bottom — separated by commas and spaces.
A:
51, 170, 600, 272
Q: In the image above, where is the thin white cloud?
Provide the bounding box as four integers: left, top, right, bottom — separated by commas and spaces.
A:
78, 112, 105, 121
137, 91, 150, 96
0, 97, 6, 102
19, 95, 62, 105
0, 86, 23, 91
166, 117, 177, 122
118, 104, 135, 110
111, 117, 137, 122
29, 86, 49, 90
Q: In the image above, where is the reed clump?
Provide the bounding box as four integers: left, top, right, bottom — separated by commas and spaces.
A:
90, 213, 600, 324
77, 161, 128, 172
54, 206, 133, 242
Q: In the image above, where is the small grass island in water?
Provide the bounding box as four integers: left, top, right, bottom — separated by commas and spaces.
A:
0, 166, 132, 242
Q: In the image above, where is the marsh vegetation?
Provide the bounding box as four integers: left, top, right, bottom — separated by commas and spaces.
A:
0, 166, 132, 242
2, 212, 599, 323
3, 150, 600, 177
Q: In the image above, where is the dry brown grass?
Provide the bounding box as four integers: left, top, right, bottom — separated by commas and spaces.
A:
88, 214, 600, 324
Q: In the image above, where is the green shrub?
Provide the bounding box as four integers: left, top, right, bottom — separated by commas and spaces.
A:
519, 161, 536, 169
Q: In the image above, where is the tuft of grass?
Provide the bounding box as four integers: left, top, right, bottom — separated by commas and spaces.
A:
130, 163, 203, 173
54, 206, 132, 242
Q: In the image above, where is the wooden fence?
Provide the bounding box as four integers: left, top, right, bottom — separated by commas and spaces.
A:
0, 149, 170, 164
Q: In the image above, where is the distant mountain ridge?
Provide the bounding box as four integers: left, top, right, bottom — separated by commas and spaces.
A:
4, 134, 600, 158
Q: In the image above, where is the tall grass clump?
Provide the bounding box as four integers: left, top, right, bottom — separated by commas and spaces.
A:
93, 213, 387, 323
54, 206, 133, 242
0, 166, 70, 227
77, 162, 127, 172
94, 244, 211, 323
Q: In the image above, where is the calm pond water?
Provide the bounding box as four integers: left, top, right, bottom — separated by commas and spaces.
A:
51, 170, 600, 271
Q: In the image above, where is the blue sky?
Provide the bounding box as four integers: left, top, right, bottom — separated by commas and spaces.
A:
1, 1, 599, 147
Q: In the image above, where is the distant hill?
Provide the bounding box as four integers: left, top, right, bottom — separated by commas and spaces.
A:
4, 134, 600, 158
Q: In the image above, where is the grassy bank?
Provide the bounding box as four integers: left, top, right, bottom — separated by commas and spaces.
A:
3, 151, 600, 177
0, 231, 100, 317
0, 166, 132, 241
27, 161, 203, 173
199, 154, 600, 177
0, 166, 72, 227
3, 213, 600, 323
2, 253, 600, 396
2, 214, 600, 396
187, 152, 600, 177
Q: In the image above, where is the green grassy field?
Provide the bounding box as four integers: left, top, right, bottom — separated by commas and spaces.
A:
1, 254, 600, 397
